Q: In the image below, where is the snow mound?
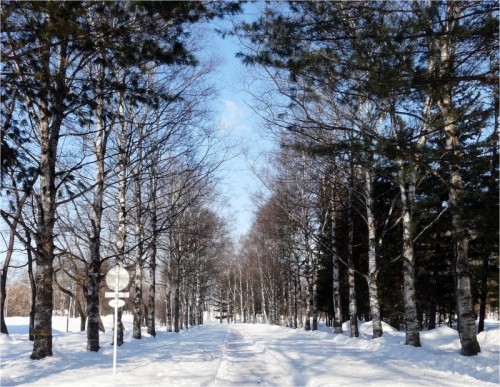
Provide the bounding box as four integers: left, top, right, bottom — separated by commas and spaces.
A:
478, 328, 500, 350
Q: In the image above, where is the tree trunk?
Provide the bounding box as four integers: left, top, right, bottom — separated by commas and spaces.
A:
86, 85, 106, 351
26, 229, 36, 341
250, 277, 256, 324
147, 230, 156, 337
1, 259, 11, 335
296, 259, 303, 329
226, 274, 233, 324
190, 291, 196, 327
166, 285, 173, 332
174, 256, 180, 332
195, 261, 203, 325
259, 264, 268, 324
112, 308, 124, 346
0, 205, 21, 334
132, 124, 144, 340
114, 99, 128, 346
311, 255, 318, 331
24, 26, 68, 361
304, 258, 312, 331
31, 113, 59, 360
330, 194, 342, 334
183, 277, 189, 329
218, 285, 224, 324
477, 257, 489, 333
286, 263, 293, 328
231, 272, 237, 323
398, 174, 421, 346
147, 173, 157, 337
365, 168, 383, 339
347, 180, 359, 338
132, 258, 143, 339
269, 278, 276, 325
147, 256, 156, 336
239, 267, 245, 323
391, 7, 437, 344
437, 2, 480, 356
76, 301, 86, 332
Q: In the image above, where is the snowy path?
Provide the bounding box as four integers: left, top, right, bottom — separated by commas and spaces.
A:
211, 323, 499, 387
2, 316, 498, 386
211, 325, 304, 386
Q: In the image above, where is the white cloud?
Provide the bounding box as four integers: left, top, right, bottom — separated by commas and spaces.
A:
219, 99, 251, 133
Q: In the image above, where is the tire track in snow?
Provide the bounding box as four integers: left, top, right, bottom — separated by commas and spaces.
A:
210, 325, 301, 386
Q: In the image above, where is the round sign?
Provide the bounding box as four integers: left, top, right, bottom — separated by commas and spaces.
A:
105, 266, 129, 291
109, 299, 125, 308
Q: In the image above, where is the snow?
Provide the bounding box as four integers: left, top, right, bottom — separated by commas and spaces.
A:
1, 315, 499, 386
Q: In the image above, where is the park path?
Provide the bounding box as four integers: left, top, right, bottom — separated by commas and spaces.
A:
210, 325, 300, 386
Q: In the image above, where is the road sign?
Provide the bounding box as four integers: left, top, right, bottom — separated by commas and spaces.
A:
109, 299, 126, 308
105, 266, 129, 291
105, 265, 130, 375
105, 292, 130, 298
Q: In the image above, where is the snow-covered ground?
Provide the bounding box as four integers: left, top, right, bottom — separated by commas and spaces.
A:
1, 315, 498, 386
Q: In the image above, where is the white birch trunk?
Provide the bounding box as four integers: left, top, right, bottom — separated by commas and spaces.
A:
330, 192, 343, 333
195, 258, 202, 325
398, 175, 421, 346
437, 1, 480, 356
174, 253, 180, 332
304, 256, 312, 331
365, 168, 383, 338
132, 126, 144, 340
147, 174, 157, 336
259, 264, 268, 324
348, 179, 359, 338
239, 267, 245, 323
392, 97, 422, 346
114, 110, 128, 346
296, 259, 303, 329
183, 277, 189, 329
166, 282, 173, 332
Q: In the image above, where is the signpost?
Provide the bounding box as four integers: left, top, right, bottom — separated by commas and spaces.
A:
105, 265, 130, 374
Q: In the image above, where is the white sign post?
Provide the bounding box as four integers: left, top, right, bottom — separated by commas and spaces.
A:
105, 265, 130, 375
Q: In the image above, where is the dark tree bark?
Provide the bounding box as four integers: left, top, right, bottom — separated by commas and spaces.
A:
31, 108, 61, 360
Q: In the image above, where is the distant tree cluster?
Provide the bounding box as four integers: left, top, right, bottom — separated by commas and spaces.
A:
225, 0, 498, 356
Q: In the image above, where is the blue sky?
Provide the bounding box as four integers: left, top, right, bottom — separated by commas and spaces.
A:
206, 11, 275, 240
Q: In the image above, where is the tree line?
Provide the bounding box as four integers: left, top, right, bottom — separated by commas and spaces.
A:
1, 1, 241, 360
216, 0, 497, 357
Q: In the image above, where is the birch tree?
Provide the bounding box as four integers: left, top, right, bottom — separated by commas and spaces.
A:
430, 1, 490, 356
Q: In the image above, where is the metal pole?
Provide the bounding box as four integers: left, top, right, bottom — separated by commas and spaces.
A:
66, 283, 74, 333
66, 297, 70, 333
113, 265, 120, 375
